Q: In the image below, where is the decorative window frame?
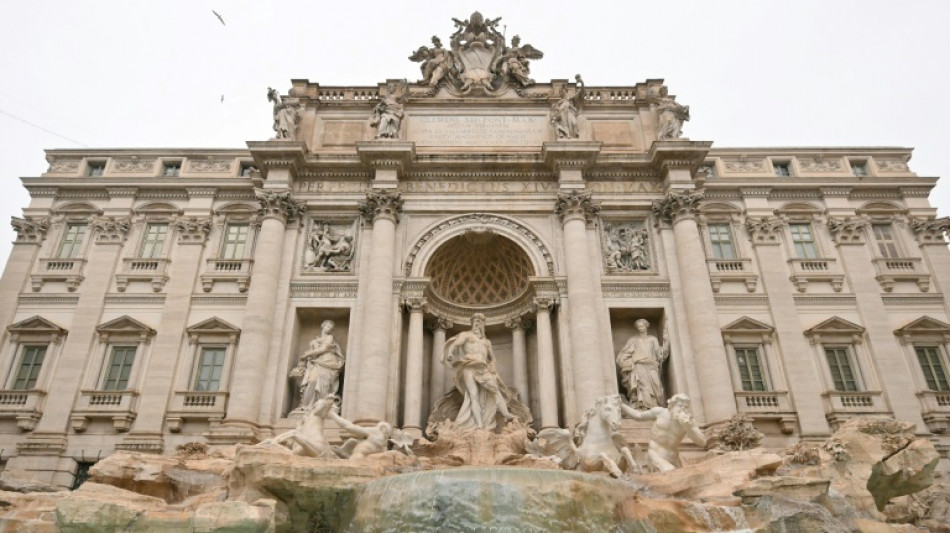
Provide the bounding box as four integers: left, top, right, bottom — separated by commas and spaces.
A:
0, 316, 68, 431
775, 203, 845, 293
165, 317, 240, 432
769, 157, 795, 177
201, 203, 261, 292
804, 316, 890, 427
71, 316, 156, 433
160, 158, 184, 177
697, 203, 757, 293
114, 202, 184, 292
31, 203, 102, 292
894, 316, 950, 433
721, 316, 795, 433
854, 202, 929, 292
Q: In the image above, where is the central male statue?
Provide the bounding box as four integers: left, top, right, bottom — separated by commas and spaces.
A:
443, 313, 517, 429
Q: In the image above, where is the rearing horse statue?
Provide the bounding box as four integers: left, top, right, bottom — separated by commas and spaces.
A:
537, 395, 640, 478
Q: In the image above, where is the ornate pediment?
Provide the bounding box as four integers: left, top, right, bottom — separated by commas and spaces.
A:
804, 316, 865, 345
8, 316, 67, 337
894, 316, 950, 344
96, 316, 156, 340
408, 11, 544, 96
186, 317, 241, 343
722, 317, 775, 334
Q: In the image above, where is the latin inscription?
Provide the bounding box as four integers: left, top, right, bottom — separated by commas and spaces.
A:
407, 115, 549, 146
294, 180, 661, 194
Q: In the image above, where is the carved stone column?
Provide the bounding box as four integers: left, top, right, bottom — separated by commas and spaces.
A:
653, 191, 736, 426
354, 191, 404, 423
912, 217, 950, 318
745, 216, 830, 437
428, 315, 452, 409
555, 191, 606, 418
532, 297, 560, 430
220, 190, 302, 438
505, 316, 531, 405
0, 218, 49, 336
402, 296, 427, 435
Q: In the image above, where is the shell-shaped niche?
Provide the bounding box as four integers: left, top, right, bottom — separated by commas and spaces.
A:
425, 232, 533, 306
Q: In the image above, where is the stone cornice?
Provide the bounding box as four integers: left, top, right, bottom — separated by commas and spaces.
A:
356, 141, 416, 172
541, 141, 602, 171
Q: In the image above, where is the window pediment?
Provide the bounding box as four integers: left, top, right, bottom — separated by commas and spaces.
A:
8, 316, 68, 336
53, 202, 102, 217
722, 316, 774, 344
894, 316, 950, 344
133, 202, 183, 216
804, 316, 865, 345
186, 317, 241, 343
96, 316, 156, 341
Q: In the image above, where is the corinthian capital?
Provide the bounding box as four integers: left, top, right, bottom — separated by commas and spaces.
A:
10, 217, 49, 244
651, 191, 703, 225
554, 190, 600, 225
910, 217, 950, 246
826, 217, 869, 245
92, 216, 132, 244
174, 217, 212, 245
358, 191, 404, 225
255, 189, 305, 224
745, 217, 786, 246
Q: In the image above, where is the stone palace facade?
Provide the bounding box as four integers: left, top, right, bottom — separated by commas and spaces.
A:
1, 12, 950, 488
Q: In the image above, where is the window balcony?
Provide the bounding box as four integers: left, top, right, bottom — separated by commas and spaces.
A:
822, 390, 890, 428
200, 259, 253, 292
0, 389, 46, 431
734, 391, 797, 434
72, 389, 139, 433
31, 258, 87, 292
706, 258, 758, 293
115, 257, 171, 292
917, 390, 950, 434
871, 257, 930, 292
787, 258, 845, 293
165, 391, 229, 432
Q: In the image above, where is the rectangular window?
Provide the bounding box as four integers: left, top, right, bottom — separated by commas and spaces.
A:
193, 347, 226, 392
789, 223, 819, 259
851, 161, 868, 177
162, 162, 181, 177
57, 223, 88, 259
825, 347, 860, 391
735, 346, 767, 391
773, 162, 791, 177
11, 345, 47, 390
708, 223, 737, 259
872, 224, 899, 258
102, 346, 137, 390
139, 223, 168, 259
86, 162, 105, 177
701, 163, 716, 179
916, 346, 950, 391
222, 224, 249, 259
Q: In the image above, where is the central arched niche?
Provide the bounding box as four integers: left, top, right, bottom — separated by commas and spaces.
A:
425, 231, 534, 307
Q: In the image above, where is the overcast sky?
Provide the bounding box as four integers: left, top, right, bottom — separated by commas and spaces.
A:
1, 1, 948, 272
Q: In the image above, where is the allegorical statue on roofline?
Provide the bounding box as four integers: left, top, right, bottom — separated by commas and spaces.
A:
408, 11, 543, 95
266, 87, 300, 141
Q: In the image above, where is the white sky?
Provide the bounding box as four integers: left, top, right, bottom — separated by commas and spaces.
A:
1, 1, 948, 272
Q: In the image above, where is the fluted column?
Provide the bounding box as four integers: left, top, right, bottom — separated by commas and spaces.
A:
555, 190, 605, 418
533, 297, 559, 430
354, 191, 404, 422
653, 191, 737, 426
505, 316, 531, 404
402, 296, 426, 434
428, 316, 452, 409
222, 190, 302, 433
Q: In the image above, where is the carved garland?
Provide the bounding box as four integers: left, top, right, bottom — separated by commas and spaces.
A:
403, 213, 555, 277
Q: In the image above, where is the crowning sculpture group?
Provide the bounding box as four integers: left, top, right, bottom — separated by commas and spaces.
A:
266, 11, 689, 144
262, 11, 699, 477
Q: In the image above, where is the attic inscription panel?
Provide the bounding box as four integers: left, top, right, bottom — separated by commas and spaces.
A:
407, 115, 548, 146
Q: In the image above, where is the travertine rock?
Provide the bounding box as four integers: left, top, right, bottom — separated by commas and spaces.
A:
867, 438, 939, 511
0, 470, 65, 494
634, 449, 783, 499
734, 476, 830, 505
89, 450, 228, 503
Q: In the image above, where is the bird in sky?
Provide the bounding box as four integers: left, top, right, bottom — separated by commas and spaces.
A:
220, 95, 225, 103
212, 10, 225, 26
